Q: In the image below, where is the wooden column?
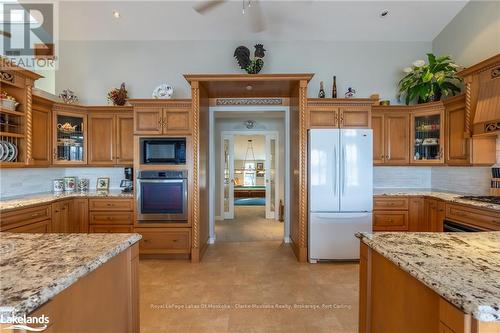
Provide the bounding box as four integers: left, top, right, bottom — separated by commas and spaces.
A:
190, 81, 200, 262
297, 79, 308, 262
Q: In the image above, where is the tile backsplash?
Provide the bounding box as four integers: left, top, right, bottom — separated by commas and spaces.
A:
374, 167, 432, 189
0, 167, 126, 198
431, 167, 491, 195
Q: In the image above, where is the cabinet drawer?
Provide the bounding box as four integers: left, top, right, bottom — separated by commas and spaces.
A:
0, 205, 52, 230
89, 225, 133, 233
374, 197, 409, 210
89, 199, 133, 211
373, 211, 408, 231
135, 228, 191, 254
90, 212, 134, 225
445, 204, 500, 231
4, 219, 51, 233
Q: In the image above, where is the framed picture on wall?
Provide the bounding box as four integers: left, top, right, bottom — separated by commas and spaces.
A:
96, 177, 110, 191
257, 162, 264, 170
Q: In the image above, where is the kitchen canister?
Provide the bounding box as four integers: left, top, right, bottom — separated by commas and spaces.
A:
78, 178, 90, 192
63, 176, 77, 192
53, 179, 64, 193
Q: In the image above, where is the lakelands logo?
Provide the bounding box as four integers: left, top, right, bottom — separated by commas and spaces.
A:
1, 313, 49, 332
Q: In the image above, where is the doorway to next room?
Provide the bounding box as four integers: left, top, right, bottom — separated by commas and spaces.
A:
210, 110, 288, 243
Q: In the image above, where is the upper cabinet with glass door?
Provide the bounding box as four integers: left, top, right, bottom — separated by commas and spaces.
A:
52, 105, 87, 165
410, 103, 445, 164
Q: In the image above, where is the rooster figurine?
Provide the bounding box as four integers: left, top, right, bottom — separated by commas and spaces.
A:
233, 44, 266, 74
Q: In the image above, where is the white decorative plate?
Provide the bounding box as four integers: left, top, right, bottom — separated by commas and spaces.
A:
0, 141, 8, 161
0, 142, 3, 161
5, 141, 17, 162
152, 83, 174, 99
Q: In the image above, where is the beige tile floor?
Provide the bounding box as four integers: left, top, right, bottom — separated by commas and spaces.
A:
139, 241, 359, 333
215, 206, 284, 242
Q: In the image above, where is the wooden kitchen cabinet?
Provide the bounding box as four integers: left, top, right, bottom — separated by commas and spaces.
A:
116, 114, 134, 164
410, 103, 445, 165
0, 204, 51, 231
372, 113, 385, 164
425, 198, 438, 232
307, 99, 372, 129
31, 95, 53, 166
5, 219, 51, 233
371, 108, 410, 165
444, 94, 496, 166
135, 228, 191, 254
409, 197, 426, 231
87, 109, 134, 166
385, 113, 410, 164
373, 211, 408, 231
73, 198, 89, 233
51, 200, 73, 233
133, 104, 192, 135
52, 105, 87, 165
134, 106, 163, 134
88, 113, 115, 165
89, 198, 134, 233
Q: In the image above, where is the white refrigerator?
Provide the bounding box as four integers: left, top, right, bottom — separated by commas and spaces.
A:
308, 129, 373, 262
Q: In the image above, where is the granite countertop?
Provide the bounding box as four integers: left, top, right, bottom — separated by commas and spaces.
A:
0, 190, 134, 212
374, 188, 500, 211
357, 232, 500, 322
0, 233, 141, 322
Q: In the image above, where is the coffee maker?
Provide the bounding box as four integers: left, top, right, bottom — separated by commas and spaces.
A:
120, 167, 134, 193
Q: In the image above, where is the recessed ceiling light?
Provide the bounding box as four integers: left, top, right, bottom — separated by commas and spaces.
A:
112, 10, 121, 19
379, 10, 389, 18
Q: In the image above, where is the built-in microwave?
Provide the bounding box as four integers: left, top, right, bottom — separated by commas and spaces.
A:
140, 138, 186, 165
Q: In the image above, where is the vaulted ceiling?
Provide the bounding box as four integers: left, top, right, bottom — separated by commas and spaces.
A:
57, 1, 468, 42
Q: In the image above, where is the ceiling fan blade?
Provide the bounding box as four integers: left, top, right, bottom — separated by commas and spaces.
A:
194, 0, 227, 14
249, 0, 266, 33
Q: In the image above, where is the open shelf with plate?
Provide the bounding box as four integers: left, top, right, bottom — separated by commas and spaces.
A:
1, 58, 42, 167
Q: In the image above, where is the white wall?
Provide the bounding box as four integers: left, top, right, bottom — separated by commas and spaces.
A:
432, 1, 500, 67
0, 167, 125, 198
55, 40, 431, 104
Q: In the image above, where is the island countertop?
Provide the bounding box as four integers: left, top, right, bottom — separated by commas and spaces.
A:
357, 232, 500, 322
0, 233, 141, 322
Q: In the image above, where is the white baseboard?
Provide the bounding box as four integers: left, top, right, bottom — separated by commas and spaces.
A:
283, 236, 291, 243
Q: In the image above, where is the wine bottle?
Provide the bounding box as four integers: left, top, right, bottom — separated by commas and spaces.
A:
332, 76, 337, 98
318, 81, 326, 98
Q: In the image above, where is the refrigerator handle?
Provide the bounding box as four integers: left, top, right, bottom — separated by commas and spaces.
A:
342, 145, 346, 195
333, 144, 337, 196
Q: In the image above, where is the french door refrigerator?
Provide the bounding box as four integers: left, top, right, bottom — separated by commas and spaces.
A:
308, 129, 373, 262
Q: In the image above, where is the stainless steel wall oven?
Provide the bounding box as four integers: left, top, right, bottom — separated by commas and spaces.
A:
136, 170, 188, 222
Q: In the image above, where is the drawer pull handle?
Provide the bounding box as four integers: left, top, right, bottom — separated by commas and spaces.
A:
31, 213, 41, 218
455, 211, 466, 217
107, 203, 114, 207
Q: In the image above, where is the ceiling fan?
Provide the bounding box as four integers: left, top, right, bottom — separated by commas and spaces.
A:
193, 0, 266, 32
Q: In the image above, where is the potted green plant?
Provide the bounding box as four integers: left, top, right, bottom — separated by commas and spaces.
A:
398, 53, 462, 105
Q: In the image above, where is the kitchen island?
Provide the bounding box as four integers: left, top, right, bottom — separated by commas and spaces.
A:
0, 233, 141, 332
357, 232, 500, 333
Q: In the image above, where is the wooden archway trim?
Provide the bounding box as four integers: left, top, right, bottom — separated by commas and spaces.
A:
185, 74, 313, 262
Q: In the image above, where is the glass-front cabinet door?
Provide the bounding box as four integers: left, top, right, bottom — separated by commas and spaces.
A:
53, 110, 87, 164
410, 109, 444, 164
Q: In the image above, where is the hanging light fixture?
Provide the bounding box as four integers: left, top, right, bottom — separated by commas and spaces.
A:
243, 139, 256, 171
